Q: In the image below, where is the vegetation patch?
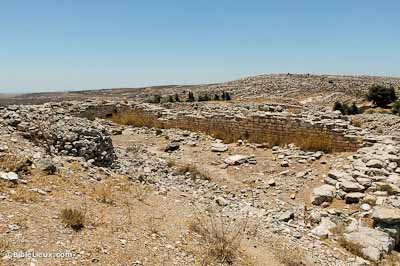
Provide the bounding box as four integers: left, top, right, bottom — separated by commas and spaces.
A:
269, 237, 308, 266
60, 208, 85, 231
189, 208, 249, 265
112, 112, 161, 128
367, 85, 397, 108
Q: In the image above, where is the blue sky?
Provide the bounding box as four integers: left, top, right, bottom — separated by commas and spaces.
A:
0, 0, 399, 93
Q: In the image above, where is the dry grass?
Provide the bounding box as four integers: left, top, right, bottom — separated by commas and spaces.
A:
10, 186, 40, 203
269, 238, 308, 266
60, 208, 85, 231
0, 151, 31, 173
93, 184, 114, 205
337, 235, 365, 260
170, 161, 211, 181
0, 239, 9, 256
112, 112, 162, 128
189, 208, 249, 265
294, 133, 333, 153
132, 183, 151, 203
378, 254, 400, 266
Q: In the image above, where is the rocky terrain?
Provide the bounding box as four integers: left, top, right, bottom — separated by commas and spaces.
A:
0, 74, 400, 266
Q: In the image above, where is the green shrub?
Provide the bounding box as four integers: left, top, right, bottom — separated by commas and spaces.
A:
333, 101, 345, 114
333, 101, 360, 115
393, 101, 400, 115
367, 85, 397, 107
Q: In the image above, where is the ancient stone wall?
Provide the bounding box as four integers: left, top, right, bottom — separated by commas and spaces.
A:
79, 102, 361, 152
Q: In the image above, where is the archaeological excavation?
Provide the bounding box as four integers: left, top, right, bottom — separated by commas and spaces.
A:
0, 74, 399, 266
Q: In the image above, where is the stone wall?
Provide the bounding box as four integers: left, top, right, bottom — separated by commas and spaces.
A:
78, 102, 361, 152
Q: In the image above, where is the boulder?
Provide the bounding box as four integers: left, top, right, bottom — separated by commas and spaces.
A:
345, 192, 365, 204
279, 211, 295, 222
366, 159, 384, 169
311, 218, 336, 239
341, 180, 365, 193
0, 172, 19, 182
165, 142, 180, 152
311, 184, 335, 205
343, 226, 395, 262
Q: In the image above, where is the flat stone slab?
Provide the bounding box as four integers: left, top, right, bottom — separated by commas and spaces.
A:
224, 155, 250, 165
211, 143, 228, 152
372, 207, 400, 225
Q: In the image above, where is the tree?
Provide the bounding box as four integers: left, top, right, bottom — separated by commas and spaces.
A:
367, 85, 397, 107
221, 91, 226, 100
333, 101, 345, 114
393, 101, 400, 115
151, 94, 161, 104
168, 95, 174, 103
175, 94, 180, 102
348, 103, 360, 115
225, 92, 231, 101
187, 91, 195, 102
214, 94, 220, 101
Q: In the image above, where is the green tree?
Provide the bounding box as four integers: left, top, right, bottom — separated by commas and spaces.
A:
393, 101, 400, 115
333, 101, 345, 114
175, 93, 180, 102
187, 91, 195, 102
348, 103, 360, 115
367, 85, 397, 107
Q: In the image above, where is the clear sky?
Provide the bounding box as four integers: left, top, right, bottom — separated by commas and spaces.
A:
1, 0, 399, 93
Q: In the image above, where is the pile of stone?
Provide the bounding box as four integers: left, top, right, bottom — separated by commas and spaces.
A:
310, 135, 400, 261
312, 136, 400, 207
1, 105, 117, 167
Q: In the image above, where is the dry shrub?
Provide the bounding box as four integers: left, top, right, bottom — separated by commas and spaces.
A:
351, 118, 363, 128
94, 184, 114, 205
0, 239, 9, 256
147, 215, 165, 236
132, 184, 151, 203
269, 238, 308, 266
173, 163, 211, 181
112, 112, 161, 128
10, 186, 40, 203
189, 208, 249, 265
0, 152, 31, 173
329, 223, 346, 236
60, 208, 85, 231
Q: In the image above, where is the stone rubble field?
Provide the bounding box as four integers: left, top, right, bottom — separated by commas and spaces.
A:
0, 74, 400, 266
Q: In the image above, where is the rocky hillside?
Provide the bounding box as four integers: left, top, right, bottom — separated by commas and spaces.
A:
2, 74, 400, 106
